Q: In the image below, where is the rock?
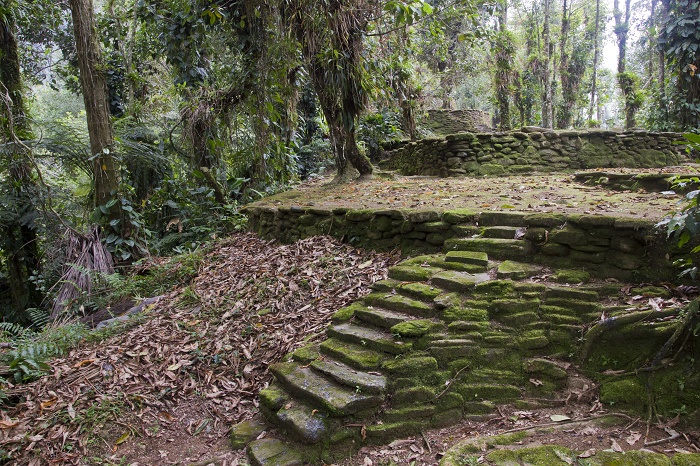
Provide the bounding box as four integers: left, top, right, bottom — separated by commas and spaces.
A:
230, 418, 267, 450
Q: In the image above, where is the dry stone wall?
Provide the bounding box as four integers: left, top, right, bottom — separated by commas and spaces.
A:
423, 109, 492, 135
381, 128, 688, 177
243, 206, 689, 282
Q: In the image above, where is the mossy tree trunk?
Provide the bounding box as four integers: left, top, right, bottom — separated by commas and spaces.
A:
70, 0, 120, 216
288, 0, 373, 180
0, 13, 42, 313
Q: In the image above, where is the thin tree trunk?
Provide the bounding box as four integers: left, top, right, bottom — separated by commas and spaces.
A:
557, 0, 572, 128
70, 0, 119, 214
0, 15, 42, 311
588, 0, 600, 123
542, 0, 553, 128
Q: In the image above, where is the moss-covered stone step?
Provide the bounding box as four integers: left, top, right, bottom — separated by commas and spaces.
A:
543, 298, 602, 315
270, 362, 383, 416
388, 264, 438, 282
445, 237, 532, 261
430, 270, 491, 292
310, 359, 387, 395
319, 338, 385, 371
429, 339, 480, 363
481, 226, 521, 239
354, 306, 412, 329
445, 250, 489, 266
543, 286, 599, 301
363, 293, 435, 317
496, 260, 544, 279
327, 323, 412, 355
274, 399, 330, 444
396, 282, 443, 301
451, 224, 483, 237
247, 438, 305, 466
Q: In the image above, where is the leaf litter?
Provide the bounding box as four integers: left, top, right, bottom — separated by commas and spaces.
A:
0, 233, 399, 465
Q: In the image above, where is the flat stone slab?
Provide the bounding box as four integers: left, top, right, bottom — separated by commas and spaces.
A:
311, 359, 387, 395
482, 226, 520, 239
247, 438, 304, 466
275, 401, 329, 444
363, 293, 434, 317
327, 323, 412, 355
355, 306, 414, 329
270, 362, 382, 416
431, 270, 491, 292
319, 338, 384, 370
445, 238, 531, 260
445, 250, 489, 266
496, 260, 543, 280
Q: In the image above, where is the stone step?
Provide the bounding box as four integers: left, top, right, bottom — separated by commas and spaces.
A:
388, 265, 438, 282
543, 287, 599, 301
247, 438, 304, 466
430, 270, 491, 293
395, 282, 443, 302
274, 399, 330, 444
355, 306, 412, 329
311, 359, 387, 395
451, 225, 482, 238
445, 238, 532, 261
496, 260, 543, 280
445, 250, 489, 267
270, 362, 383, 416
319, 338, 385, 371
327, 323, 412, 355
482, 226, 521, 239
363, 293, 435, 317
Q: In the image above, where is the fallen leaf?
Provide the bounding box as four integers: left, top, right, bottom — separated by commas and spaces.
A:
578, 448, 596, 458
550, 414, 571, 422
0, 420, 19, 429
611, 439, 624, 452
626, 432, 642, 445
73, 359, 96, 368
115, 431, 130, 445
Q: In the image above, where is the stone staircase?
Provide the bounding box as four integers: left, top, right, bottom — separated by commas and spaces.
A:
232, 225, 690, 465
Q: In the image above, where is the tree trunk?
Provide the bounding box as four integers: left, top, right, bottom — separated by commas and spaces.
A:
70, 0, 119, 214
588, 0, 601, 123
614, 0, 637, 128
557, 0, 573, 129
542, 0, 553, 128
0, 15, 42, 312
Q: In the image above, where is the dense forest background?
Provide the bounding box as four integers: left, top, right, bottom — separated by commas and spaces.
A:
1, 0, 699, 327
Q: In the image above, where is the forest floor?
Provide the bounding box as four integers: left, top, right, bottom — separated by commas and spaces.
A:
253, 167, 698, 220
2, 169, 700, 465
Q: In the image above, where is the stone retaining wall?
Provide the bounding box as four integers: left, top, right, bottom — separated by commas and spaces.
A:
423, 109, 492, 135
243, 206, 689, 282
381, 128, 688, 177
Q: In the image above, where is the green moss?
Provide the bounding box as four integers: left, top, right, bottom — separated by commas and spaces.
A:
382, 355, 439, 377
600, 378, 647, 410
517, 330, 550, 349
320, 338, 384, 370
443, 306, 489, 323
388, 265, 436, 282
332, 304, 359, 323
393, 386, 436, 406
384, 404, 437, 423
673, 454, 700, 465
592, 450, 672, 465
553, 269, 591, 284
474, 279, 515, 296
486, 445, 576, 465
496, 260, 543, 280
391, 319, 440, 338
259, 384, 289, 411
290, 343, 320, 364
455, 383, 521, 402
398, 282, 443, 301
230, 419, 267, 450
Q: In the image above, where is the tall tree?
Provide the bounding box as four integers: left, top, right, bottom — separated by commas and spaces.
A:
588, 0, 601, 123
288, 0, 373, 180
614, 0, 641, 128
541, 0, 553, 128
69, 0, 119, 214
0, 5, 42, 313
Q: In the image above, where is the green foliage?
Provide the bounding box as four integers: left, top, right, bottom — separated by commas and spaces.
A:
357, 111, 403, 162
0, 323, 88, 383
657, 134, 700, 278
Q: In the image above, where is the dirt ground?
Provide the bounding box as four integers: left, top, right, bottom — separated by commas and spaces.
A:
254, 169, 697, 221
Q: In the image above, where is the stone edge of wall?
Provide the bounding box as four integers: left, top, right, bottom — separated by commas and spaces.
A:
380, 128, 689, 177
243, 205, 688, 282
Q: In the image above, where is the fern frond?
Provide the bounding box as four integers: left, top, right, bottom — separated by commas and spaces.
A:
0, 322, 32, 339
